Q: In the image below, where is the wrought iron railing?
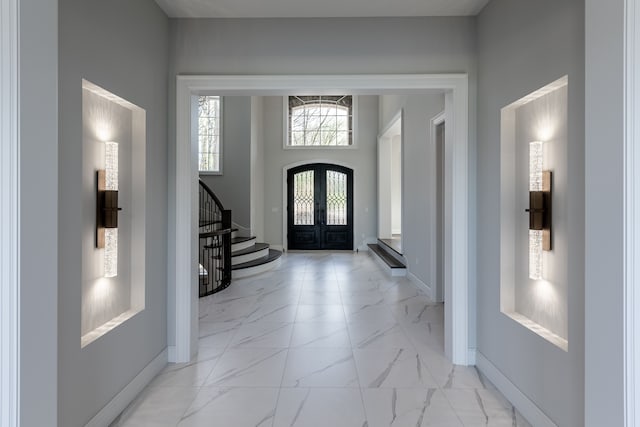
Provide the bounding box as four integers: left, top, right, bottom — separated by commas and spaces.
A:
199, 179, 232, 297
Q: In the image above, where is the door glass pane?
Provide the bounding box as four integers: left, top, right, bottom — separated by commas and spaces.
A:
326, 170, 347, 225
294, 170, 314, 225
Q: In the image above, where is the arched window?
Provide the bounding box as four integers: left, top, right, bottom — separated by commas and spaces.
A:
288, 95, 353, 146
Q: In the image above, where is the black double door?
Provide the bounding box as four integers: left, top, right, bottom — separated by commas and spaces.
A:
287, 163, 353, 250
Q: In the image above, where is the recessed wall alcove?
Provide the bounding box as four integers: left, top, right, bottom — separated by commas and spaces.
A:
80, 80, 146, 347
500, 76, 569, 351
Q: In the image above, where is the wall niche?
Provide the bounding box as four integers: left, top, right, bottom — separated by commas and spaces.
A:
80, 80, 146, 347
500, 76, 569, 351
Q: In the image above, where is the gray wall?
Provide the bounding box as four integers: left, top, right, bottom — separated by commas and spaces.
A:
251, 97, 266, 241
167, 17, 478, 347
58, 1, 169, 426
379, 94, 446, 292
476, 0, 584, 425
262, 96, 379, 249
585, 0, 625, 424
20, 0, 59, 424
200, 96, 252, 227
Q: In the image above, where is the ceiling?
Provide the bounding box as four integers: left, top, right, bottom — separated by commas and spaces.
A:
154, 0, 490, 18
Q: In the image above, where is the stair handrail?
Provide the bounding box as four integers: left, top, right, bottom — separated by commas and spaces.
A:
198, 179, 232, 297
199, 178, 225, 211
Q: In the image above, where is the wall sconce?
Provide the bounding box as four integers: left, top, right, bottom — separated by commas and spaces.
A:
96, 141, 121, 278
526, 141, 552, 280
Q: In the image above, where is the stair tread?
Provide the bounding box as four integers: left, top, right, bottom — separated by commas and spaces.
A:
368, 244, 406, 269
231, 236, 256, 244
232, 249, 282, 270
232, 243, 270, 257
377, 238, 403, 256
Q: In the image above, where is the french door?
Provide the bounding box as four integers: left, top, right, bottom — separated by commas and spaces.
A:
287, 163, 354, 250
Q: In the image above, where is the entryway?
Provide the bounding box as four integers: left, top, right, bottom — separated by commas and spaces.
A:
174, 74, 470, 366
287, 163, 354, 250
377, 113, 403, 254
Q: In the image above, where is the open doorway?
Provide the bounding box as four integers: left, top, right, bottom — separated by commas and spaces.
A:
378, 112, 403, 254
174, 74, 470, 366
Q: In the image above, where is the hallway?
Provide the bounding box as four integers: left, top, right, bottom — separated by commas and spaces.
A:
116, 253, 530, 427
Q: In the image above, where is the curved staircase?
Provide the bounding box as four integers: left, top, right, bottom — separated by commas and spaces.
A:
230, 234, 282, 278
199, 179, 282, 296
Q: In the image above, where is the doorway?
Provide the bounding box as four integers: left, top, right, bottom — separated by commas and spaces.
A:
287, 163, 353, 250
378, 112, 403, 253
174, 74, 470, 366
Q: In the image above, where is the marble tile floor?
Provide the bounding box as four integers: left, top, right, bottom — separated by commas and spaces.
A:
114, 252, 532, 427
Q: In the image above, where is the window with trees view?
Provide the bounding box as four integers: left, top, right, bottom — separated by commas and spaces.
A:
198, 96, 222, 173
287, 96, 354, 147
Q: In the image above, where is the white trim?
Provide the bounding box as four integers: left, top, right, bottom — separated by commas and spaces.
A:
232, 247, 269, 265
174, 74, 470, 365
282, 95, 359, 150
232, 256, 282, 279
407, 271, 434, 301
446, 87, 470, 365
168, 346, 176, 362
430, 111, 446, 304
476, 352, 556, 427
174, 79, 199, 363
0, 0, 20, 425
625, 0, 640, 423
368, 248, 407, 277
281, 159, 357, 252
232, 236, 257, 252
85, 349, 168, 427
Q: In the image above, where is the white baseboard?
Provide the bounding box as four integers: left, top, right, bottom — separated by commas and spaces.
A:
407, 272, 434, 301
168, 345, 176, 363
476, 352, 557, 427
85, 348, 168, 427
368, 249, 407, 277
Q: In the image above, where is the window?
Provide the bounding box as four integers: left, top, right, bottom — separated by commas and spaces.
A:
287, 95, 354, 147
198, 95, 222, 173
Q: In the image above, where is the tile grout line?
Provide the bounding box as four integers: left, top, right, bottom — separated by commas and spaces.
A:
270, 253, 306, 427
334, 253, 371, 427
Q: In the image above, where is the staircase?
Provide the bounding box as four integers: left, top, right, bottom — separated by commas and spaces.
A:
231, 236, 282, 279
367, 238, 407, 276
199, 180, 282, 297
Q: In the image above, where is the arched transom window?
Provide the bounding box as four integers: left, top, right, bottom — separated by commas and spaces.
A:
288, 95, 353, 146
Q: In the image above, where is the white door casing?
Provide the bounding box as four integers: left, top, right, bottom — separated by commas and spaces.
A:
173, 74, 470, 365
0, 0, 20, 425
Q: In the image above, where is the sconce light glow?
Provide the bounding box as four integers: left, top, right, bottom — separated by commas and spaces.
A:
104, 141, 118, 278
96, 124, 112, 143
529, 141, 543, 280
537, 126, 553, 143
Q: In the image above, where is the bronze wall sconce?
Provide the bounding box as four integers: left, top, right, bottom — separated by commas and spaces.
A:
96, 169, 122, 249
526, 170, 552, 251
